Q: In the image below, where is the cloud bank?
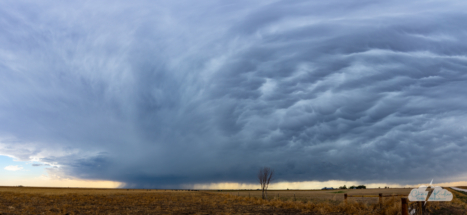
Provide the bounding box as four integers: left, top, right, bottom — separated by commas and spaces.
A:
1, 0, 467, 188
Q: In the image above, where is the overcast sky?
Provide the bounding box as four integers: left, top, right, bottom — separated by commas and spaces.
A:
1, 0, 467, 188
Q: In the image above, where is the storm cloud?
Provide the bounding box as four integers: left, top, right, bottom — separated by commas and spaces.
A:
1, 0, 467, 188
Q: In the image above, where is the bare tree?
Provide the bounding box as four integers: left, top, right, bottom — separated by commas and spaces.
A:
258, 167, 274, 200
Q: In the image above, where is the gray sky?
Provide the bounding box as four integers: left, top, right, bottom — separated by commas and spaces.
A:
1, 0, 467, 188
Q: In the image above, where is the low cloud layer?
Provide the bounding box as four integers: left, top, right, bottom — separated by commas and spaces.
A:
1, 0, 467, 188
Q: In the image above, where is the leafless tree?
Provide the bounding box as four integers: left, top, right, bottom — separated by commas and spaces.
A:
258, 167, 274, 200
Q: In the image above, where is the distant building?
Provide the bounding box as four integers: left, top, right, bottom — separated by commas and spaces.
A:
321, 187, 334, 190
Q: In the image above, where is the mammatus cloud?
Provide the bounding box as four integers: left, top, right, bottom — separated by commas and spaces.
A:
4, 165, 23, 171
1, 0, 467, 188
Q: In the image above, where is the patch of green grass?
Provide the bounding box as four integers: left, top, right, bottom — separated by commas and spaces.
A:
329, 191, 345, 193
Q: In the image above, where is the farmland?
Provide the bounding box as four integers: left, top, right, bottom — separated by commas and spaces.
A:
0, 186, 466, 214
220, 188, 412, 203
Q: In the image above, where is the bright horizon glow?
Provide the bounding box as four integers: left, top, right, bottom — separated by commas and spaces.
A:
0, 175, 122, 188
0, 155, 122, 188
2, 176, 466, 190
183, 180, 467, 190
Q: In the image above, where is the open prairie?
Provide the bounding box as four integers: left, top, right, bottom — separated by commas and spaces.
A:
221, 188, 413, 203
0, 186, 466, 214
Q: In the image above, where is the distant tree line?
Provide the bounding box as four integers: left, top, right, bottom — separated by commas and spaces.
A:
339, 185, 366, 189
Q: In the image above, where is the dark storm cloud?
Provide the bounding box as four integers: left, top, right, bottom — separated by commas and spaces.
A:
1, 0, 467, 188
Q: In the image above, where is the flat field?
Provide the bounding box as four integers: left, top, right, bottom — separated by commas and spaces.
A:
220, 188, 412, 203
0, 186, 466, 214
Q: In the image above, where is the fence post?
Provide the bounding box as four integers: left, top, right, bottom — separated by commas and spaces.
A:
401, 198, 408, 215
417, 202, 422, 215
379, 193, 382, 209
344, 194, 347, 204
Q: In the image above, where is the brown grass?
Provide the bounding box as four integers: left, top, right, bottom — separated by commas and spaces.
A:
221, 188, 412, 203
0, 186, 465, 214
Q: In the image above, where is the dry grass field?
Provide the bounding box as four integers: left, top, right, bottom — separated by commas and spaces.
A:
221, 188, 413, 203
0, 186, 466, 214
